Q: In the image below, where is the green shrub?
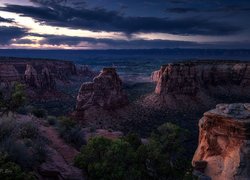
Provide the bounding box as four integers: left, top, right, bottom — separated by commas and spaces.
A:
75, 137, 143, 180
31, 108, 47, 118
57, 116, 85, 149
75, 123, 190, 180
47, 116, 57, 126
0, 83, 26, 116
0, 118, 16, 141
137, 123, 190, 180
17, 122, 39, 139
58, 116, 76, 129
0, 152, 35, 180
123, 133, 142, 150
0, 117, 48, 170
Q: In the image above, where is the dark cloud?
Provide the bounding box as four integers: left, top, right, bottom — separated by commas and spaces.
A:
14, 38, 34, 44
0, 16, 13, 23
34, 34, 250, 49
166, 5, 250, 14
0, 3, 242, 35
30, 0, 67, 6
38, 34, 201, 48
0, 26, 28, 45
166, 7, 199, 13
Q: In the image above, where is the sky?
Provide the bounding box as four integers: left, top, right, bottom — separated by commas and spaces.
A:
0, 0, 250, 49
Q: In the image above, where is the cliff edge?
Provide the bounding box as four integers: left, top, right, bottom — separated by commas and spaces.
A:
192, 103, 250, 180
148, 61, 250, 111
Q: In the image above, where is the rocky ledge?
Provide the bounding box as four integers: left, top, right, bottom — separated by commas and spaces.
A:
73, 68, 128, 123
192, 103, 250, 180
149, 61, 250, 110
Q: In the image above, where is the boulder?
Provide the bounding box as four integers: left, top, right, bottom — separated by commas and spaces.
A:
192, 103, 250, 180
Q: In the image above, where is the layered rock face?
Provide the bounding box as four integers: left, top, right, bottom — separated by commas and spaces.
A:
0, 64, 20, 86
0, 57, 77, 91
74, 68, 128, 122
192, 103, 250, 180
150, 61, 250, 110
76, 68, 128, 110
24, 64, 56, 90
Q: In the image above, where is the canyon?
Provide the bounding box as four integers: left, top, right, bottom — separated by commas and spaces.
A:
0, 57, 99, 100
0, 57, 77, 89
1, 57, 250, 179
192, 103, 250, 180
149, 61, 250, 111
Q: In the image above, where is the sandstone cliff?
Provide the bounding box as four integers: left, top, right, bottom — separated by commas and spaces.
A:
74, 68, 128, 124
0, 57, 77, 92
192, 103, 250, 180
148, 61, 250, 111
24, 64, 56, 90
0, 64, 20, 87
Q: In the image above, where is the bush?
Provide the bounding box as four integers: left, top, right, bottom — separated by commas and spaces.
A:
75, 137, 142, 180
58, 116, 76, 129
0, 117, 48, 170
0, 83, 26, 116
57, 116, 85, 149
47, 116, 57, 126
123, 133, 142, 150
60, 126, 86, 149
17, 122, 39, 139
0, 152, 35, 180
75, 123, 190, 180
31, 108, 47, 118
137, 123, 190, 179
0, 118, 16, 141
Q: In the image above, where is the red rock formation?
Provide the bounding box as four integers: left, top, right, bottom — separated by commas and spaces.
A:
0, 64, 20, 87
151, 65, 167, 82
192, 103, 250, 180
0, 57, 77, 98
74, 68, 128, 123
148, 61, 250, 110
24, 64, 56, 90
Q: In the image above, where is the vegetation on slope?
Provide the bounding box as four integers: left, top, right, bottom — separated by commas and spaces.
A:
75, 123, 192, 180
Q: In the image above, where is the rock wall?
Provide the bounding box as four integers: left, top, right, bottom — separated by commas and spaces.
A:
149, 61, 250, 110
192, 103, 250, 180
24, 64, 56, 90
0, 57, 77, 91
74, 68, 128, 123
0, 64, 20, 87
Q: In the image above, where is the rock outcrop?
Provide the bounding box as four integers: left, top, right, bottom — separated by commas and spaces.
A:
148, 61, 250, 110
74, 68, 128, 123
192, 103, 250, 180
151, 65, 167, 82
24, 64, 56, 90
0, 64, 20, 87
0, 57, 77, 95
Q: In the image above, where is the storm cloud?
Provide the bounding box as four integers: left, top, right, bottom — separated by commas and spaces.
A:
0, 3, 242, 36
0, 26, 28, 45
